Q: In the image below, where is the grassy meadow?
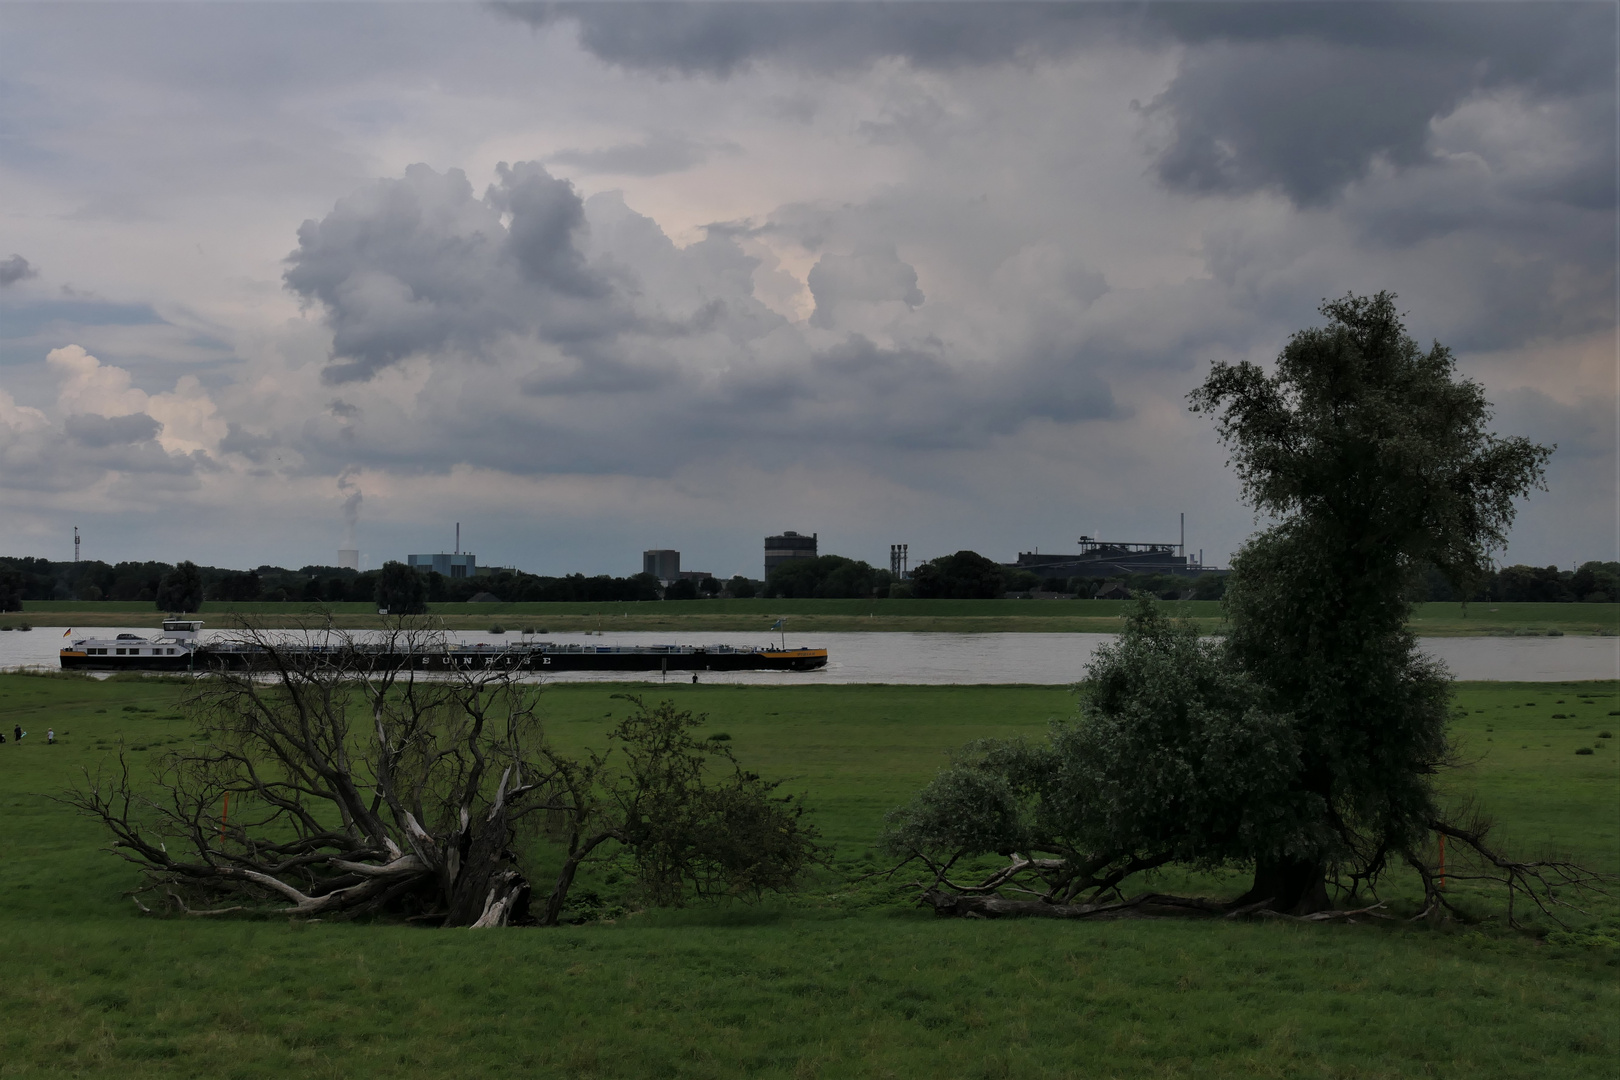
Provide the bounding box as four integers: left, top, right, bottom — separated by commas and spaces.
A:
9, 598, 1618, 636
0, 674, 1615, 1078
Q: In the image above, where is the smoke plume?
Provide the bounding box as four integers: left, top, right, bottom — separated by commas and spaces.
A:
337, 468, 362, 549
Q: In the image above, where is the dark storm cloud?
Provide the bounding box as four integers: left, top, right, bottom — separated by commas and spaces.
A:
1143, 4, 1617, 206
219, 422, 277, 463
0, 255, 38, 287
389, 334, 1122, 477
798, 334, 1119, 439
0, 409, 208, 496
1144, 40, 1463, 206
511, 2, 1614, 207
495, 1, 1106, 77
807, 248, 924, 328
487, 161, 608, 299
63, 411, 161, 448
279, 165, 1127, 477
283, 161, 628, 383
549, 132, 734, 176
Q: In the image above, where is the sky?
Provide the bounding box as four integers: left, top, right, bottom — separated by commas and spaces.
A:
0, 1, 1614, 580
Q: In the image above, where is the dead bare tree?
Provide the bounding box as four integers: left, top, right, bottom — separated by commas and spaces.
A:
1403, 803, 1607, 930
67, 620, 820, 926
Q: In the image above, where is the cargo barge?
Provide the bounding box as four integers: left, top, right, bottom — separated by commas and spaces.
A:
60, 621, 828, 674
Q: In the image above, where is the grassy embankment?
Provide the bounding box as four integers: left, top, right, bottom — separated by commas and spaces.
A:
0, 673, 1615, 1077
9, 598, 1618, 636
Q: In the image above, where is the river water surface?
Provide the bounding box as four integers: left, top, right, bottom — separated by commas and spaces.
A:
3, 627, 1614, 684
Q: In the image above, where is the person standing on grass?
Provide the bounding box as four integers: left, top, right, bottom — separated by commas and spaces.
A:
47, 728, 54, 745
12, 725, 20, 743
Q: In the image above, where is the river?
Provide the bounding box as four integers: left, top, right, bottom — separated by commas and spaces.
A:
2, 626, 1614, 684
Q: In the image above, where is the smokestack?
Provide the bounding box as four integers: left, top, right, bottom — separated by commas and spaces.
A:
456, 522, 460, 555
1180, 513, 1185, 557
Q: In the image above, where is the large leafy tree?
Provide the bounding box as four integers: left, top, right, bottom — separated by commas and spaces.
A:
375, 560, 427, 614
886, 603, 1301, 917
155, 560, 203, 612
764, 555, 888, 599
888, 294, 1587, 924
1189, 292, 1550, 911
910, 550, 1004, 599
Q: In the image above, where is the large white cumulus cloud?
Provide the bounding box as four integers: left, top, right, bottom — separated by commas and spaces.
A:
0, 347, 222, 502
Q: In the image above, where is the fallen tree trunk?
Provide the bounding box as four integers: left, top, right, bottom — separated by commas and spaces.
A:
919, 889, 1228, 920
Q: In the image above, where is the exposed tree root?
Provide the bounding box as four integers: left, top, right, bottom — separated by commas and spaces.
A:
897, 808, 1608, 928
918, 888, 1394, 923
1253, 901, 1391, 923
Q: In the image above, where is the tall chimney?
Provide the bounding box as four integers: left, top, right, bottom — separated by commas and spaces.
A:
455, 522, 460, 555
1180, 513, 1185, 557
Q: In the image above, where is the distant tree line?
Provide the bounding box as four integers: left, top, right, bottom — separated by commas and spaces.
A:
0, 556, 669, 611
3, 554, 1614, 613
1412, 561, 1620, 604
0, 556, 371, 608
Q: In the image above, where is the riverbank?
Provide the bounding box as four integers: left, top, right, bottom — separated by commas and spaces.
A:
5, 597, 1616, 636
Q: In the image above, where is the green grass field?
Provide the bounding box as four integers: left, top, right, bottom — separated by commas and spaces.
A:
10, 598, 1618, 636
0, 675, 1615, 1077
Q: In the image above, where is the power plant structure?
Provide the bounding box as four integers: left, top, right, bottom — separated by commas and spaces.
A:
890, 544, 909, 577
407, 522, 479, 578
1010, 515, 1215, 580
765, 531, 817, 578
407, 552, 478, 578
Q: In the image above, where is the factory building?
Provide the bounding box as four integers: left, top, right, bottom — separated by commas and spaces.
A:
764, 531, 817, 578
643, 549, 680, 583
1011, 526, 1221, 582
1008, 517, 1218, 580
1013, 541, 1193, 580
407, 552, 479, 579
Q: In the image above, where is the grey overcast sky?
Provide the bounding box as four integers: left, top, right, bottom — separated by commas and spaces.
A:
0, 1, 1613, 577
